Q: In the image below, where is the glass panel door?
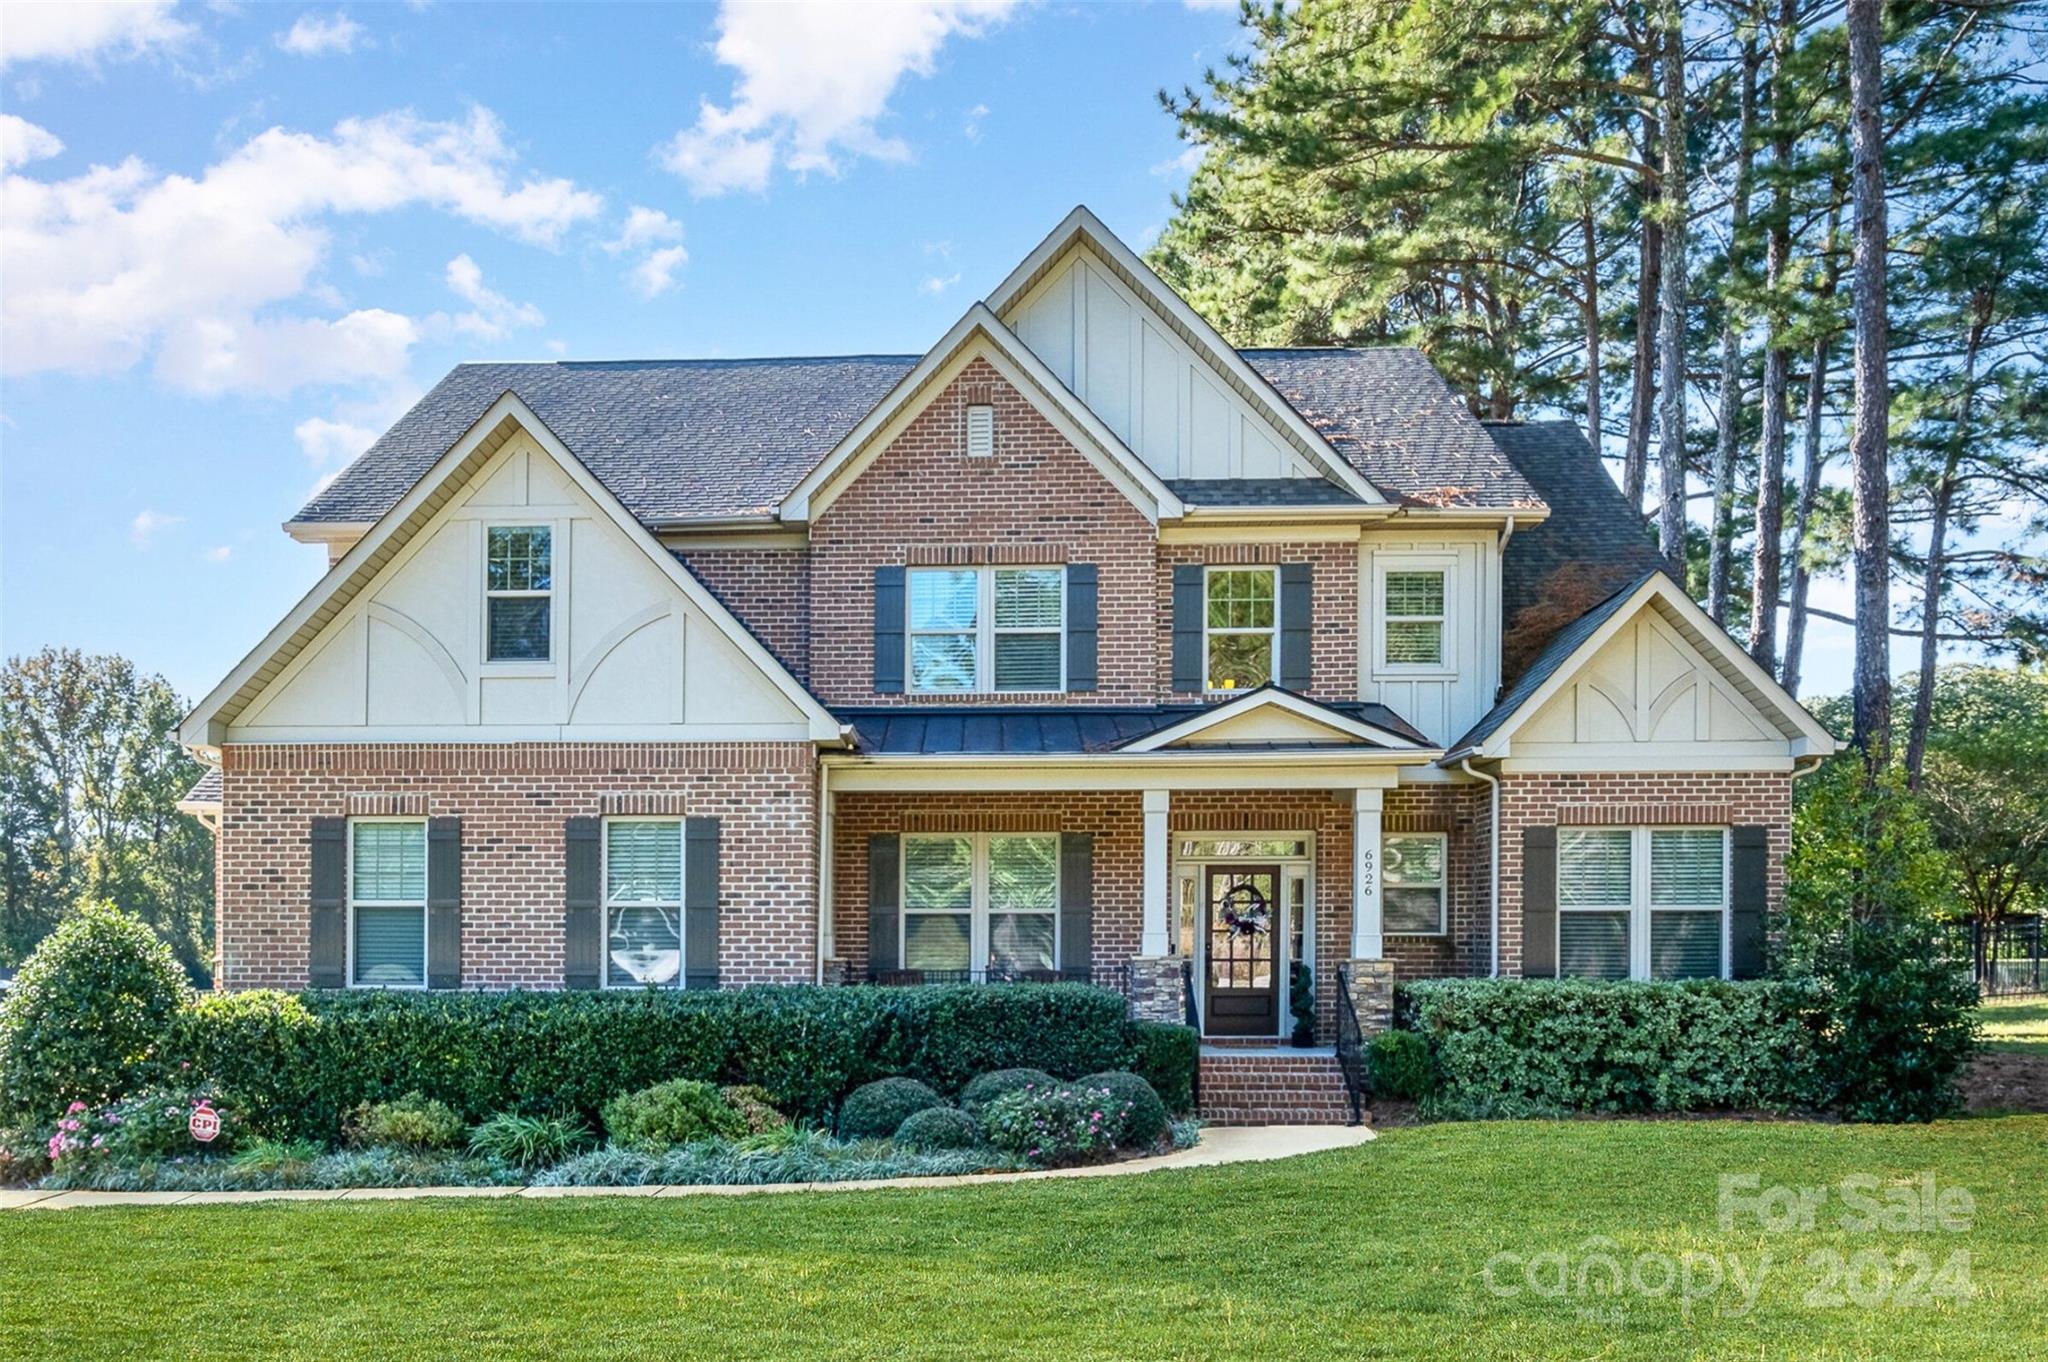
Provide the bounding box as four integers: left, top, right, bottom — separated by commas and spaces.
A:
1204, 865, 1280, 1037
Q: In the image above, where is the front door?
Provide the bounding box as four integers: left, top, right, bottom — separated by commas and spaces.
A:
1203, 864, 1280, 1037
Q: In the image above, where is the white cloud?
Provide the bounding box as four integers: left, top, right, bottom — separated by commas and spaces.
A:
605, 206, 687, 298
442, 253, 543, 341
0, 1, 193, 69
278, 11, 366, 56
203, 545, 234, 563
0, 116, 64, 170
919, 272, 961, 296
130, 509, 183, 548
294, 414, 380, 467
1181, 0, 1240, 10
659, 0, 1018, 196
2, 106, 602, 394
961, 103, 989, 142
1150, 145, 1204, 178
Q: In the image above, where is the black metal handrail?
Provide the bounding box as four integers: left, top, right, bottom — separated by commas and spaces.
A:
1182, 957, 1201, 1114
1333, 964, 1366, 1126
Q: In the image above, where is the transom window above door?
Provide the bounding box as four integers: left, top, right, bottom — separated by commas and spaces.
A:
485, 525, 552, 662
1205, 567, 1276, 692
907, 567, 1064, 693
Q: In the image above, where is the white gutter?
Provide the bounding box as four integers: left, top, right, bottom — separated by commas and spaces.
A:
1460, 758, 1502, 978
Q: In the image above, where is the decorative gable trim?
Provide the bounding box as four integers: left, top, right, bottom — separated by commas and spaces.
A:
1443, 573, 1838, 764
1119, 687, 1434, 753
780, 303, 1182, 525
986, 205, 1386, 506
181, 392, 846, 749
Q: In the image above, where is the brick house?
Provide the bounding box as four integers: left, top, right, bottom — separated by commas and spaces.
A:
179, 207, 1836, 1050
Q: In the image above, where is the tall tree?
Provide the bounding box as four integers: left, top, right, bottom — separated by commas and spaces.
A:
1654, 0, 1691, 575
1845, 0, 1892, 769
1709, 24, 1761, 626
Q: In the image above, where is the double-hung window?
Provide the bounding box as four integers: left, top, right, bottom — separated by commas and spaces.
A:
1381, 568, 1446, 668
1383, 833, 1447, 935
907, 567, 1063, 693
1204, 567, 1276, 691
1557, 827, 1728, 981
901, 833, 1059, 975
349, 819, 427, 988
604, 819, 684, 988
486, 525, 552, 661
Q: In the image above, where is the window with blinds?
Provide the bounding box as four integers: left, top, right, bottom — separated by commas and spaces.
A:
1382, 569, 1445, 666
350, 820, 426, 988
1384, 833, 1447, 934
485, 525, 551, 662
988, 835, 1056, 973
903, 832, 1061, 975
604, 820, 683, 987
1555, 827, 1728, 982
907, 567, 1064, 693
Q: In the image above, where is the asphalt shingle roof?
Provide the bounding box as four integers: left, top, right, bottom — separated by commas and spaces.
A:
292, 347, 1540, 526
1164, 477, 1365, 506
181, 767, 223, 805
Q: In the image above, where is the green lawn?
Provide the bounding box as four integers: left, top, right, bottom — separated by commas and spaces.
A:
1980, 996, 2048, 1055
4, 1117, 2042, 1361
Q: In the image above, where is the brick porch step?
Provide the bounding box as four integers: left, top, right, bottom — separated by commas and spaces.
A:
1197, 1047, 1362, 1126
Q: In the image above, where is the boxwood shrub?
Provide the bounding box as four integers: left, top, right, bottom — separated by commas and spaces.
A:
1399, 977, 1829, 1117
836, 1077, 944, 1140
164, 983, 1163, 1143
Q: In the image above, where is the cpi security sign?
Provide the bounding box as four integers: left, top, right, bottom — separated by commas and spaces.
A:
189, 1101, 221, 1143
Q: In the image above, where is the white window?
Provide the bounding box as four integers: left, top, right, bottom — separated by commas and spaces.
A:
965, 403, 995, 457
486, 525, 552, 662
907, 567, 1064, 693
1384, 833, 1447, 935
1557, 827, 1728, 981
349, 819, 427, 988
902, 833, 1060, 976
1205, 567, 1276, 692
1381, 568, 1446, 668
603, 819, 685, 988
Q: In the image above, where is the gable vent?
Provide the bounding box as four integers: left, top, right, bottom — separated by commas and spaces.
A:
965, 403, 995, 458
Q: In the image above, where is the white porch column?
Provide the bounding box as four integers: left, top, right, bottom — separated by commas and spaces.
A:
1351, 787, 1384, 960
1141, 789, 1171, 957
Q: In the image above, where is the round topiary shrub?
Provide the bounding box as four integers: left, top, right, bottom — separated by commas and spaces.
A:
1366, 1029, 1437, 1101
959, 1067, 1057, 1115
1078, 1071, 1168, 1147
603, 1078, 747, 1152
836, 1077, 944, 1140
343, 1091, 468, 1151
893, 1105, 985, 1152
720, 1084, 789, 1135
0, 902, 190, 1123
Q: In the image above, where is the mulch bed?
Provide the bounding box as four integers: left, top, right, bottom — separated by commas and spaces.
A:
1959, 1052, 2048, 1114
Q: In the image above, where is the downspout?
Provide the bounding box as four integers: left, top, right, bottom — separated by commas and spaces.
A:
1460, 758, 1502, 977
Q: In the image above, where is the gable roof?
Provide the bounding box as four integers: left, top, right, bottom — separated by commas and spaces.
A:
1443, 570, 1838, 763
183, 392, 846, 748
780, 303, 1181, 523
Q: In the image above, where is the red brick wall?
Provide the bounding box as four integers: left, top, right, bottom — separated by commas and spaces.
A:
1382, 782, 1493, 979
809, 358, 1158, 706
215, 743, 817, 992
1156, 542, 1360, 702
1495, 770, 1794, 976
674, 547, 811, 682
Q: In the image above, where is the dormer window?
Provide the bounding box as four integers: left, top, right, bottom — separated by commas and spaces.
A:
486, 525, 552, 661
964, 403, 995, 458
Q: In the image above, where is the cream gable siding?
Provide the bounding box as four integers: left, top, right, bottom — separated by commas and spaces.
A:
1359, 531, 1501, 747
1007, 247, 1322, 483
229, 433, 809, 742
1509, 608, 1791, 770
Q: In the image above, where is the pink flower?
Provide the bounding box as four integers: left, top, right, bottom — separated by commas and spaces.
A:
66, 1102, 85, 1114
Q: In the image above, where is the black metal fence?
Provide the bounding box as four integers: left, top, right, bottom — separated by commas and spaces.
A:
834, 963, 1133, 993
1943, 917, 2045, 998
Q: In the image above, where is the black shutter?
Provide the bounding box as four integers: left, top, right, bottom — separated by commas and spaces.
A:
426, 817, 462, 990
874, 565, 906, 694
868, 834, 901, 974
1729, 825, 1769, 979
1521, 826, 1558, 978
309, 817, 347, 989
563, 817, 602, 989
1171, 564, 1205, 694
685, 817, 722, 990
1065, 564, 1098, 693
1059, 833, 1094, 978
1279, 562, 1312, 691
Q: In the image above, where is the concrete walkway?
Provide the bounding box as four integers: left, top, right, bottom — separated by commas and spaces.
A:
1, 1124, 1373, 1212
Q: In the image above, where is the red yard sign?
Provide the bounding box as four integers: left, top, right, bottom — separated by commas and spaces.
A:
189, 1102, 221, 1143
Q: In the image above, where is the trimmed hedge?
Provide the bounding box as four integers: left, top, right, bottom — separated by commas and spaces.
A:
167, 984, 1166, 1143
836, 1077, 944, 1139
1399, 978, 1829, 1118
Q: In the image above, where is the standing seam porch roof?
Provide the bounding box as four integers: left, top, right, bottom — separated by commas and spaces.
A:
292, 349, 1541, 528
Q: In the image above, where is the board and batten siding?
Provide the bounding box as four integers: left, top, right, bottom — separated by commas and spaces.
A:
1006, 247, 1322, 484
1357, 531, 1502, 747
227, 433, 811, 742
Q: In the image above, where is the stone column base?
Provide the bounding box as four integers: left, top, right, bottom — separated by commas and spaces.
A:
1344, 958, 1396, 1036
1127, 955, 1189, 1025
821, 958, 849, 986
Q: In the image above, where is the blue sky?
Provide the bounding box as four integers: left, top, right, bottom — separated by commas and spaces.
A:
0, 0, 1870, 704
